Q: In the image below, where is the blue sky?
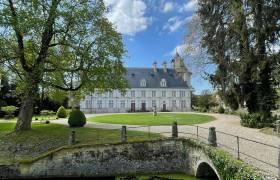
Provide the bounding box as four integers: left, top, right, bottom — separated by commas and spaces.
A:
104, 0, 213, 94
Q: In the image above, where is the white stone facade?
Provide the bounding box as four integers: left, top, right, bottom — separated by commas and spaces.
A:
80, 88, 191, 113
80, 53, 193, 113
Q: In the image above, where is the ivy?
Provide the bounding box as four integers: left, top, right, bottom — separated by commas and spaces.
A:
184, 139, 263, 180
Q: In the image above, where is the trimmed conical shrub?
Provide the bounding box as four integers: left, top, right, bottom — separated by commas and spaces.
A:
68, 109, 86, 127
56, 106, 67, 118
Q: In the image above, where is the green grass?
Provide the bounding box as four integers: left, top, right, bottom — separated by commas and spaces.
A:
88, 113, 214, 126
0, 114, 57, 122
117, 173, 197, 180
0, 122, 161, 164
260, 127, 279, 137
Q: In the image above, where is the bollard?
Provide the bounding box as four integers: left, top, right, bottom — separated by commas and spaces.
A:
276, 120, 280, 134
208, 127, 217, 147
68, 130, 76, 145
121, 126, 127, 142
278, 145, 280, 178
172, 121, 178, 138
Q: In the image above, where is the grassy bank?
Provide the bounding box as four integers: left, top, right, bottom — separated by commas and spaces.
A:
0, 122, 161, 164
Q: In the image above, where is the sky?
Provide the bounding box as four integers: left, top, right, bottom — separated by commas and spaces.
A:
103, 0, 213, 95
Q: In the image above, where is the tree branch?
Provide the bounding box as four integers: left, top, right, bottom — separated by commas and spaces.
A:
7, 0, 31, 72
36, 0, 61, 64
42, 81, 84, 91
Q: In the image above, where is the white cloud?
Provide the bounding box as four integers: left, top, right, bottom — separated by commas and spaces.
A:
103, 0, 151, 36
162, 2, 175, 12
163, 15, 194, 33
179, 0, 198, 12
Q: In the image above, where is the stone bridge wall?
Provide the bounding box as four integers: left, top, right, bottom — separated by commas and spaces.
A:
1, 139, 219, 179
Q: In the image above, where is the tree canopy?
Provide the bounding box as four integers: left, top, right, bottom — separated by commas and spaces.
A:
0, 0, 127, 131
196, 0, 280, 116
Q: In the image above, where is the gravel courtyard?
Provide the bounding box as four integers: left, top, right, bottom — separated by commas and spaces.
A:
53, 112, 279, 177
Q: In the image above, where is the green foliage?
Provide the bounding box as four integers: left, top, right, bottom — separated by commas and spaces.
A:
56, 106, 67, 118
66, 109, 72, 116
196, 90, 218, 111
40, 110, 55, 116
1, 106, 18, 118
218, 106, 225, 114
68, 109, 86, 127
187, 140, 263, 179
240, 113, 278, 128
0, 0, 127, 130
197, 0, 279, 116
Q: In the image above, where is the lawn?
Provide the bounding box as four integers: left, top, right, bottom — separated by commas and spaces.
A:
88, 113, 215, 126
0, 122, 161, 164
0, 114, 57, 121
117, 173, 197, 180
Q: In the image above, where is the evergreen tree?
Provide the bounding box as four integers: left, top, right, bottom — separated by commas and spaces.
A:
197, 0, 279, 117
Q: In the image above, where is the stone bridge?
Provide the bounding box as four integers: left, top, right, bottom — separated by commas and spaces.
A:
1, 139, 222, 179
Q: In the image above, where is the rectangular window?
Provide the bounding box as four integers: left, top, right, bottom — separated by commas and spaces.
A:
181, 100, 186, 108
109, 92, 113, 98
180, 91, 185, 97
141, 90, 146, 97
172, 91, 176, 97
172, 100, 176, 108
120, 100, 125, 108
97, 100, 102, 108
162, 91, 166, 97
152, 91, 156, 97
131, 90, 135, 97
152, 100, 156, 108
109, 100, 114, 108
86, 100, 91, 109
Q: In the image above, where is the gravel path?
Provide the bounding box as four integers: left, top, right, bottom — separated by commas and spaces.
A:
3, 113, 278, 177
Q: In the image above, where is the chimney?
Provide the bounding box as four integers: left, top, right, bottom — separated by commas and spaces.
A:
183, 72, 188, 82
163, 61, 167, 72
153, 62, 157, 73
171, 59, 175, 69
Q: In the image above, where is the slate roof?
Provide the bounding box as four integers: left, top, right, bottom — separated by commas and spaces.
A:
124, 68, 189, 89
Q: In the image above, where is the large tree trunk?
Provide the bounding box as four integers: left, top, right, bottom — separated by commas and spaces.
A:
15, 74, 39, 131
15, 98, 34, 131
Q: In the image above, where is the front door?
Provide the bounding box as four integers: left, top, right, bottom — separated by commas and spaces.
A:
131, 102, 135, 112
163, 104, 166, 111
141, 103, 146, 112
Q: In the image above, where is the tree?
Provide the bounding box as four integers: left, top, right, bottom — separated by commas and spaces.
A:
0, 0, 127, 131
197, 90, 218, 111
196, 0, 279, 117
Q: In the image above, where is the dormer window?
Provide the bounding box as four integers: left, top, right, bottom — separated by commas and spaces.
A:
140, 79, 146, 87
160, 78, 167, 87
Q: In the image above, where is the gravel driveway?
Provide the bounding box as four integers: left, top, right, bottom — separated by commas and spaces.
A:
52, 112, 280, 177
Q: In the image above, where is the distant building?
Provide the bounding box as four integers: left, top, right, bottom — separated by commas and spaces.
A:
80, 53, 193, 113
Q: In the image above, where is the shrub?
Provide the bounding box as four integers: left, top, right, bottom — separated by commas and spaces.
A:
68, 109, 86, 127
1, 106, 18, 119
240, 113, 277, 128
66, 109, 72, 116
40, 110, 55, 116
56, 106, 67, 118
218, 106, 225, 114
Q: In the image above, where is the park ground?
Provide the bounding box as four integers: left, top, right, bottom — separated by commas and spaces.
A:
52, 112, 280, 177
1, 112, 280, 177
